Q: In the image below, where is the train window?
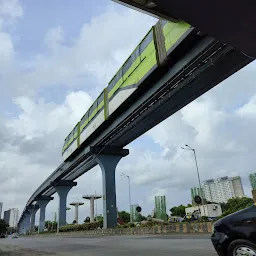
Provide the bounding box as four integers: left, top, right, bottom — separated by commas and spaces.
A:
108, 75, 117, 92
97, 91, 104, 106
74, 125, 78, 137
81, 112, 88, 125
89, 101, 97, 116
140, 30, 153, 53
123, 56, 133, 74
68, 132, 72, 142
108, 69, 122, 92
117, 69, 122, 81
131, 47, 140, 63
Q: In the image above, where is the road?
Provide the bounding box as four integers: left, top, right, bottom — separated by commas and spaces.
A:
0, 234, 218, 256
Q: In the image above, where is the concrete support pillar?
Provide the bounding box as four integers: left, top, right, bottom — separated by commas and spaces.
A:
20, 220, 24, 234
75, 205, 78, 223
29, 204, 39, 234
36, 196, 53, 233
90, 198, 94, 223
24, 212, 31, 234
82, 195, 102, 223
53, 181, 77, 227
22, 220, 26, 234
19, 220, 24, 234
70, 202, 84, 224
94, 147, 129, 229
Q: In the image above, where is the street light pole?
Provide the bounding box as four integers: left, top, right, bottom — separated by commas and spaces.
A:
182, 144, 207, 217
121, 173, 132, 223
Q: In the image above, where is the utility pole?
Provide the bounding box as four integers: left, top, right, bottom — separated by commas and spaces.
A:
121, 173, 132, 223
181, 144, 207, 217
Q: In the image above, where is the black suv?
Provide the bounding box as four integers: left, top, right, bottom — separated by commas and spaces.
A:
211, 204, 256, 256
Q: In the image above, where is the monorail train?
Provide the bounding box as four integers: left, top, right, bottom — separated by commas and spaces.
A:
62, 19, 194, 161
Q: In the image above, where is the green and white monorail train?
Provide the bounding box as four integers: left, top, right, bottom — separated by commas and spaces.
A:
62, 19, 194, 161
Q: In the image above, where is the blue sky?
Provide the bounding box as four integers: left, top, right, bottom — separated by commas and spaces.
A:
0, 0, 255, 224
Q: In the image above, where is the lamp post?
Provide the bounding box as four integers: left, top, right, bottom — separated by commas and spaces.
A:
121, 173, 132, 223
181, 144, 207, 217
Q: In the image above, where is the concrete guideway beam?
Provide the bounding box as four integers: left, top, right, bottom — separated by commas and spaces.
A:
35, 196, 54, 232
52, 180, 77, 228
94, 147, 129, 229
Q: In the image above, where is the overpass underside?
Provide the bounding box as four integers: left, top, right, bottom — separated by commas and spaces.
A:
113, 0, 256, 59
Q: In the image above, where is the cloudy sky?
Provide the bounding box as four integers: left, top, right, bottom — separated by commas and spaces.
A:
0, 0, 255, 224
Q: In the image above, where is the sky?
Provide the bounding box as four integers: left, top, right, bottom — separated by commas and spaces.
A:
0, 0, 255, 225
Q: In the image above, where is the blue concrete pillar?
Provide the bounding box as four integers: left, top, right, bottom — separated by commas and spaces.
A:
54, 181, 77, 228
29, 204, 39, 234
36, 196, 53, 233
21, 218, 25, 234
19, 220, 23, 234
24, 212, 31, 235
95, 148, 129, 229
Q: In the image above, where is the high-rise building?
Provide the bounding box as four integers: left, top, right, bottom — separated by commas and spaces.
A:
232, 176, 245, 197
155, 196, 167, 221
202, 176, 245, 203
0, 202, 2, 219
3, 208, 19, 228
191, 187, 205, 200
249, 173, 256, 190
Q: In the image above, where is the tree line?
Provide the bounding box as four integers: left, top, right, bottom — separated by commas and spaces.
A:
169, 197, 254, 218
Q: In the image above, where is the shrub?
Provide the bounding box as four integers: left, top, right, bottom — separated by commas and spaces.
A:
59, 221, 103, 232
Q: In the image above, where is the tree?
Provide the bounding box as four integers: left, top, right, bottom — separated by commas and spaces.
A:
0, 219, 8, 234
170, 205, 186, 217
221, 197, 254, 217
94, 215, 103, 222
118, 211, 130, 223
137, 214, 147, 222
44, 221, 57, 231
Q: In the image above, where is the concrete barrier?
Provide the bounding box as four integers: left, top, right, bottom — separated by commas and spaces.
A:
31, 222, 214, 237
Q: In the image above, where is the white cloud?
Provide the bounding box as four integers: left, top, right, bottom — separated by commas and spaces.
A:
237, 95, 256, 118
0, 0, 23, 20
0, 32, 14, 63
1, 5, 156, 99
44, 26, 64, 49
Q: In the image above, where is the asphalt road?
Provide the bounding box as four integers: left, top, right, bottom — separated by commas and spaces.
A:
0, 234, 218, 256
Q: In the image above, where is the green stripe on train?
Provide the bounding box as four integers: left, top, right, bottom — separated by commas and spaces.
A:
108, 40, 156, 99
162, 21, 191, 52
104, 88, 109, 120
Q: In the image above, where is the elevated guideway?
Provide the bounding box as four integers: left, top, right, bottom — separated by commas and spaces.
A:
18, 35, 252, 230
113, 0, 256, 58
